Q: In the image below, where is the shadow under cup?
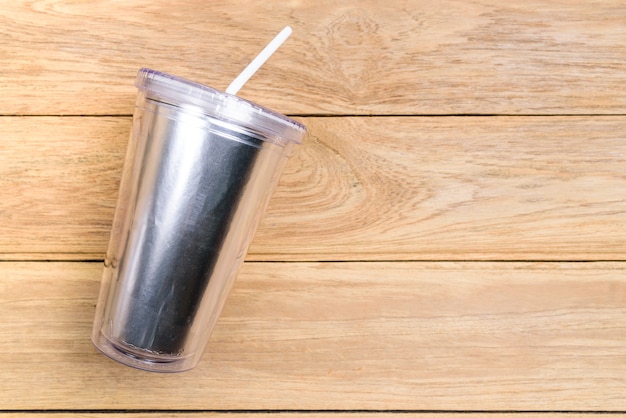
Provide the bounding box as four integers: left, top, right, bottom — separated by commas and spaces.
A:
91, 68, 306, 372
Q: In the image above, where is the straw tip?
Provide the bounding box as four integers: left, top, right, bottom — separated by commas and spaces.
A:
225, 25, 294, 96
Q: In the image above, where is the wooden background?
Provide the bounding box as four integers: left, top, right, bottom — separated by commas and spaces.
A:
1, 0, 625, 416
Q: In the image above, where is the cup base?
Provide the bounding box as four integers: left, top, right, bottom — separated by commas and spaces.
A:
91, 332, 196, 373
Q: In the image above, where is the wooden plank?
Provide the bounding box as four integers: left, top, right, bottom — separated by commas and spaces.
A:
1, 1, 625, 115
1, 116, 625, 261
2, 411, 626, 418
253, 116, 626, 261
0, 117, 127, 258
0, 261, 625, 410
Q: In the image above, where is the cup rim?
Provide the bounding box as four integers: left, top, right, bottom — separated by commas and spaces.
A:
134, 68, 306, 146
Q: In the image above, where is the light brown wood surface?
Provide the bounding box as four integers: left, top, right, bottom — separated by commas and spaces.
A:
4, 416, 626, 418
1, 261, 625, 410
5, 416, 626, 418
1, 1, 625, 115
1, 116, 625, 261
1, 0, 625, 416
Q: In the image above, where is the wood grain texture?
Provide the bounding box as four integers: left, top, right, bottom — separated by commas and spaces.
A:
254, 116, 626, 261
1, 261, 625, 410
3, 415, 624, 418
1, 1, 625, 115
2, 1, 626, 414
0, 117, 127, 258
1, 116, 624, 261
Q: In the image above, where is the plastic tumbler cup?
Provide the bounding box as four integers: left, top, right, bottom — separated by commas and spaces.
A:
91, 68, 306, 372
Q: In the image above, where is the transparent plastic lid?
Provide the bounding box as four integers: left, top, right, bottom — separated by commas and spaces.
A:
135, 68, 306, 146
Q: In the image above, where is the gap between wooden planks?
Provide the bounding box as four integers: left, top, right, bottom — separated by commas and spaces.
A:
0, 116, 624, 261
1, 1, 625, 115
1, 414, 625, 417
0, 261, 624, 410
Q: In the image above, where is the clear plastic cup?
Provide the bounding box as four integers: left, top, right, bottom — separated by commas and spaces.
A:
92, 68, 306, 372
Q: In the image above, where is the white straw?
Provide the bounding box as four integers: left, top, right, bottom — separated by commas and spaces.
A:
225, 26, 293, 95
